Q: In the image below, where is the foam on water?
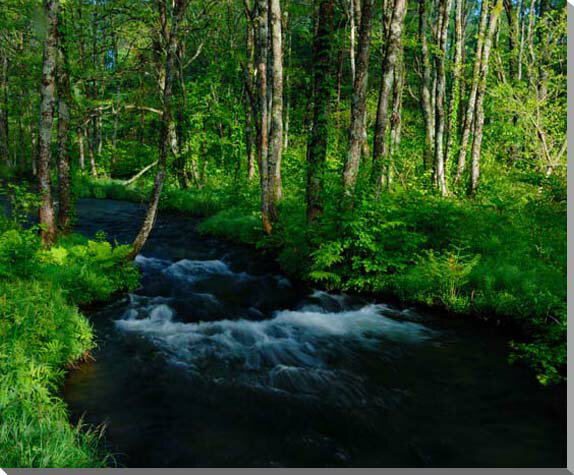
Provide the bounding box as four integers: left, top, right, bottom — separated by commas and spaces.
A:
115, 293, 436, 406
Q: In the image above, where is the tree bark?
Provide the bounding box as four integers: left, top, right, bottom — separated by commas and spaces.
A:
255, 0, 271, 232
244, 2, 257, 181
371, 0, 407, 189
56, 11, 72, 233
306, 0, 335, 223
455, 0, 489, 184
388, 49, 405, 187
129, 0, 189, 259
267, 0, 284, 229
433, 0, 453, 196
0, 55, 9, 164
418, 0, 434, 171
445, 0, 464, 165
78, 128, 85, 170
38, 0, 59, 246
342, 0, 374, 193
468, 0, 503, 195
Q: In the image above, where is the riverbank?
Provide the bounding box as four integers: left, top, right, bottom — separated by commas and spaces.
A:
75, 175, 566, 386
0, 198, 138, 467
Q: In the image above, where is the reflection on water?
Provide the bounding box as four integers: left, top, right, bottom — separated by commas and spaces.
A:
63, 199, 565, 468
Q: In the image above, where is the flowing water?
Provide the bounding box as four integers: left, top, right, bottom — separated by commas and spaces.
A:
63, 199, 565, 467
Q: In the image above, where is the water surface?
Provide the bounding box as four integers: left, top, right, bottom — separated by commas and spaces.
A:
63, 199, 565, 467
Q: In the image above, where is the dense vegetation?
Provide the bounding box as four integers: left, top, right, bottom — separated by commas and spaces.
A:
0, 0, 566, 467
0, 187, 138, 467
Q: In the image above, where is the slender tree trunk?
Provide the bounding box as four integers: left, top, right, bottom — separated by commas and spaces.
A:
244, 2, 257, 181
255, 0, 271, 232
78, 127, 85, 170
283, 20, 291, 150
88, 127, 97, 176
38, 0, 59, 246
434, 0, 453, 196
267, 0, 284, 230
468, 0, 503, 195
342, 0, 374, 193
445, 0, 464, 165
371, 0, 407, 189
388, 50, 405, 187
455, 0, 489, 184
56, 13, 72, 233
349, 0, 357, 81
130, 0, 188, 259
418, 0, 434, 171
306, 0, 335, 223
0, 55, 9, 164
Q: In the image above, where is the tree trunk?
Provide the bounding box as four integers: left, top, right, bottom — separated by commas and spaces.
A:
37, 0, 59, 246
306, 0, 335, 223
371, 0, 407, 189
418, 0, 434, 171
0, 55, 9, 164
342, 0, 375, 193
255, 0, 271, 232
388, 51, 405, 187
445, 0, 464, 165
455, 0, 490, 184
433, 0, 453, 196
468, 0, 503, 195
129, 0, 188, 259
56, 12, 72, 233
266, 0, 284, 231
78, 128, 85, 170
244, 2, 257, 181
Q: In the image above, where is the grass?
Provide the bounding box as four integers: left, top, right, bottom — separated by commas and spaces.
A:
0, 211, 138, 467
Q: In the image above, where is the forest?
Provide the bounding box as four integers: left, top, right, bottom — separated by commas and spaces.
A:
0, 0, 567, 468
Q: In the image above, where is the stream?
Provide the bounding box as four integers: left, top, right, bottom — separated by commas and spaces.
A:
62, 199, 565, 467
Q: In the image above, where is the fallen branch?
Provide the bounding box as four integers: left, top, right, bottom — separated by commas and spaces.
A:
122, 160, 159, 186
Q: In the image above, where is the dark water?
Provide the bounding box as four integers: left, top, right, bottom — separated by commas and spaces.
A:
63, 199, 565, 468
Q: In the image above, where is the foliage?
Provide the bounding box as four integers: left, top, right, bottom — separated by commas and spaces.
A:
0, 222, 138, 467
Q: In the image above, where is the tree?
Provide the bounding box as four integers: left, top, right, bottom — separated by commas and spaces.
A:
37, 0, 59, 246
433, 0, 453, 196
455, 0, 490, 185
129, 0, 190, 259
56, 5, 72, 233
342, 0, 375, 193
306, 0, 336, 223
418, 0, 434, 171
267, 0, 284, 230
371, 0, 408, 189
468, 0, 503, 195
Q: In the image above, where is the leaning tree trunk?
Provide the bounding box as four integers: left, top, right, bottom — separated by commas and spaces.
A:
129, 0, 188, 259
306, 0, 335, 223
267, 0, 283, 232
56, 11, 72, 233
342, 0, 375, 193
455, 0, 489, 184
38, 0, 59, 246
468, 0, 503, 195
371, 0, 407, 189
